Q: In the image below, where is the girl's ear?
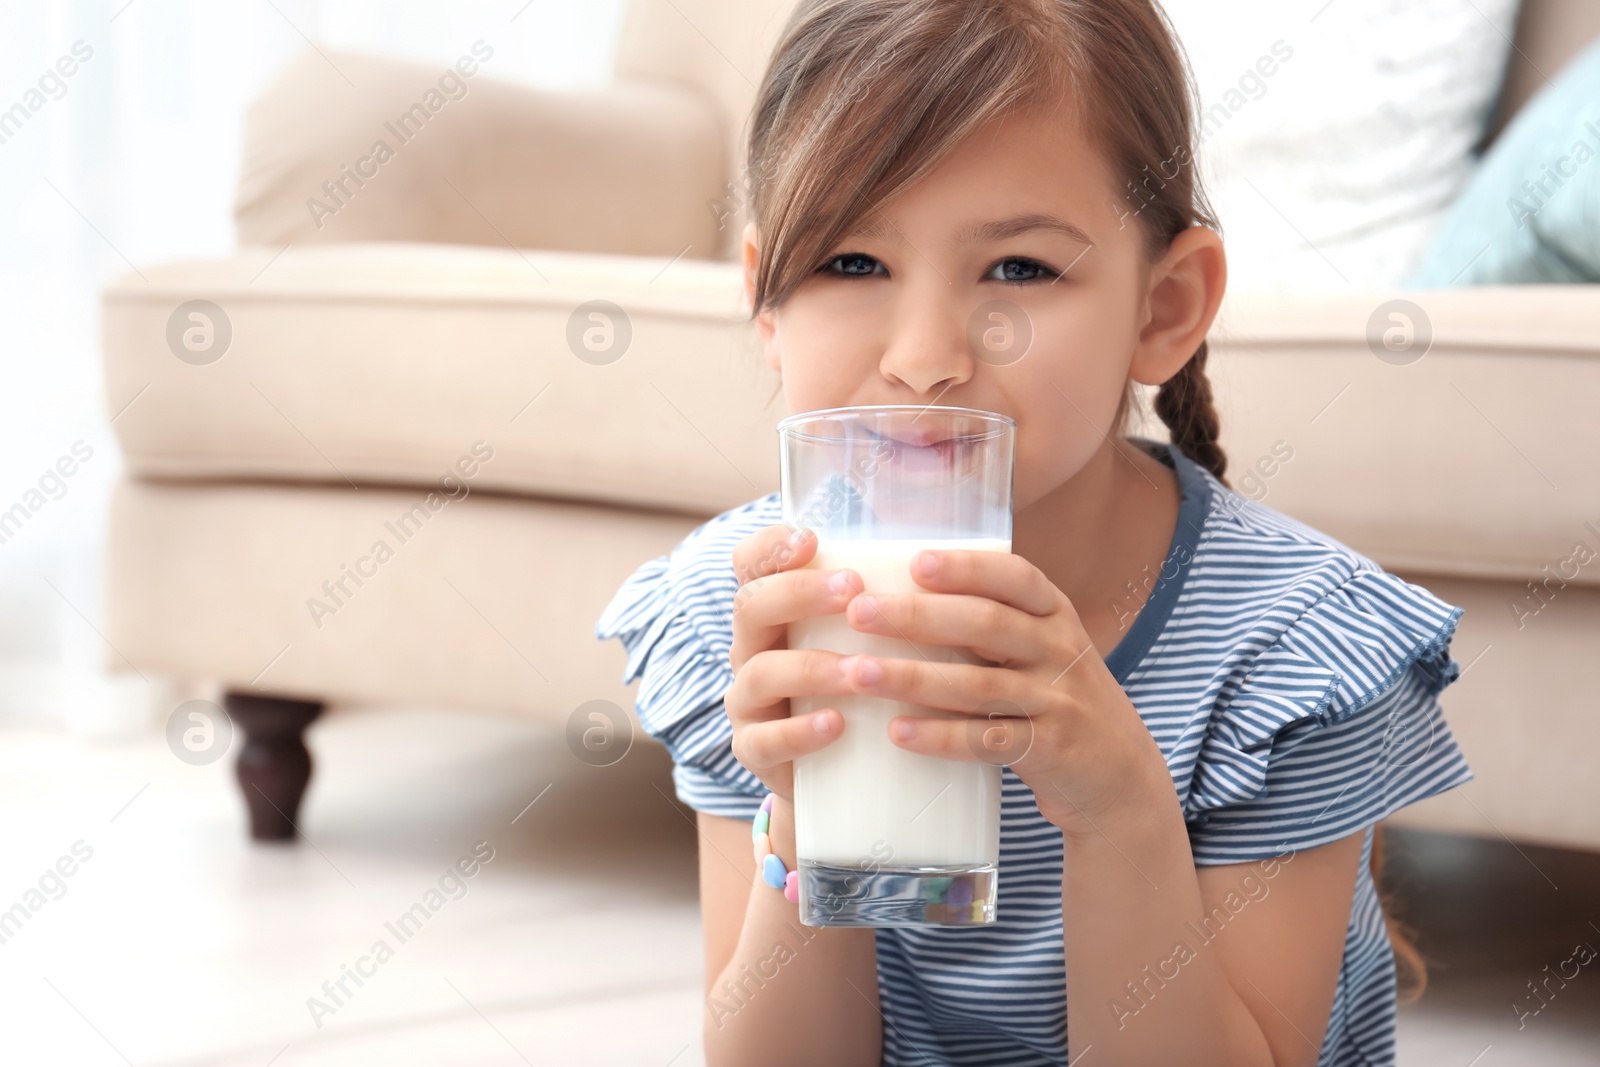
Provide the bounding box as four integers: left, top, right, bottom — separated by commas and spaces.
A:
742, 221, 781, 373
1129, 225, 1227, 387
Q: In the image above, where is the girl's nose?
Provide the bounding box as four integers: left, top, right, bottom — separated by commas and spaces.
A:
878, 288, 975, 396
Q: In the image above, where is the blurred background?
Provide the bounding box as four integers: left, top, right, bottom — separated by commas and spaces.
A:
2, 0, 1598, 1064
0, 1, 628, 737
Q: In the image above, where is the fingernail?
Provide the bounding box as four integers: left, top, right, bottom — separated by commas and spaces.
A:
829, 570, 856, 596
789, 527, 811, 549
813, 711, 833, 735
855, 657, 882, 685
890, 719, 915, 742
854, 594, 877, 620
915, 551, 939, 577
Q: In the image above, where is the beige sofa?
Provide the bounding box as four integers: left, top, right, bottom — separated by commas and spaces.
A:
102, 0, 1600, 848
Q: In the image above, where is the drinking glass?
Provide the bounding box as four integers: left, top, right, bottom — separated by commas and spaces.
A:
778, 405, 1015, 926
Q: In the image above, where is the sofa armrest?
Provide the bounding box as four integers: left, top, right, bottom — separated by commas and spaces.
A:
234, 49, 730, 259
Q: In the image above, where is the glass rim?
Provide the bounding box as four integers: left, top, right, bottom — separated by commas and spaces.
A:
776, 404, 1016, 444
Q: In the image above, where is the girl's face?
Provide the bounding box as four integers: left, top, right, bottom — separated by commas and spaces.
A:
744, 105, 1224, 511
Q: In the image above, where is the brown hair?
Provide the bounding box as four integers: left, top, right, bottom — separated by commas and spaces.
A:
745, 0, 1427, 1003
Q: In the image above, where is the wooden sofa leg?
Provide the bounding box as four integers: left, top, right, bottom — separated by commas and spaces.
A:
225, 691, 324, 842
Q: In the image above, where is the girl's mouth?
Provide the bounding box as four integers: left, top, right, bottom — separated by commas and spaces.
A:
889, 434, 957, 474
834, 406, 1013, 497
867, 422, 965, 480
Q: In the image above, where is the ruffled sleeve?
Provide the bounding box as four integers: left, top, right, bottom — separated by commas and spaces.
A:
593, 497, 780, 819
1183, 568, 1475, 864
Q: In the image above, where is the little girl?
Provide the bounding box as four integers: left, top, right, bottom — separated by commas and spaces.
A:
596, 1, 1472, 1064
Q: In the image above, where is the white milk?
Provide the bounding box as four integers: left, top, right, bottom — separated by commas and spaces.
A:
789, 537, 1010, 868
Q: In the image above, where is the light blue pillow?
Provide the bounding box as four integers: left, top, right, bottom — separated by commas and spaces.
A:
1410, 38, 1600, 285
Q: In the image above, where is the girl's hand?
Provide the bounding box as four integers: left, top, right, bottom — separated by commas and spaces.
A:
840, 548, 1170, 837
725, 524, 863, 800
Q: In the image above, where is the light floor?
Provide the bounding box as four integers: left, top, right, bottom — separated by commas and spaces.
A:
0, 707, 1594, 1066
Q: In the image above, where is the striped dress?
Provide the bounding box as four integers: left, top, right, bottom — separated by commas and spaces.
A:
594, 440, 1474, 1066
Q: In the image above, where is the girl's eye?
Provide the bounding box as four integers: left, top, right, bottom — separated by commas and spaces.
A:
985, 257, 1059, 284
821, 253, 886, 277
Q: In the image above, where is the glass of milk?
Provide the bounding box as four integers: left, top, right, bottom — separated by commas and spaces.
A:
777, 405, 1015, 927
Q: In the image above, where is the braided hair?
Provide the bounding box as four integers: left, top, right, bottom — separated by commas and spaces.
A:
1154, 340, 1227, 484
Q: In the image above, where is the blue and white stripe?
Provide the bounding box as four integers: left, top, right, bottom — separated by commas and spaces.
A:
595, 441, 1474, 1066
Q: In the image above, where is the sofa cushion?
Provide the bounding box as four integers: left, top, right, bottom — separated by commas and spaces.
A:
1203, 285, 1600, 586
1410, 38, 1600, 286
103, 242, 784, 518
1158, 0, 1519, 290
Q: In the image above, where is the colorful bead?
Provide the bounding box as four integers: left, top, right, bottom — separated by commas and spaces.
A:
753, 831, 771, 865
760, 793, 775, 813
752, 809, 770, 838
762, 852, 787, 889
783, 870, 799, 904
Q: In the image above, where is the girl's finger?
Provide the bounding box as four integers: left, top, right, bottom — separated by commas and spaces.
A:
726, 648, 853, 725
732, 523, 816, 585
846, 590, 1049, 666
733, 708, 844, 772
884, 713, 1036, 767
730, 565, 862, 672
838, 653, 1049, 715
906, 547, 1065, 617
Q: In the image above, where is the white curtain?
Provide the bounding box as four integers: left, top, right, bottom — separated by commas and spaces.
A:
0, 0, 629, 734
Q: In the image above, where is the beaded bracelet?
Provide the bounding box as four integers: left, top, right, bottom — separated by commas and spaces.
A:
752, 793, 800, 903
